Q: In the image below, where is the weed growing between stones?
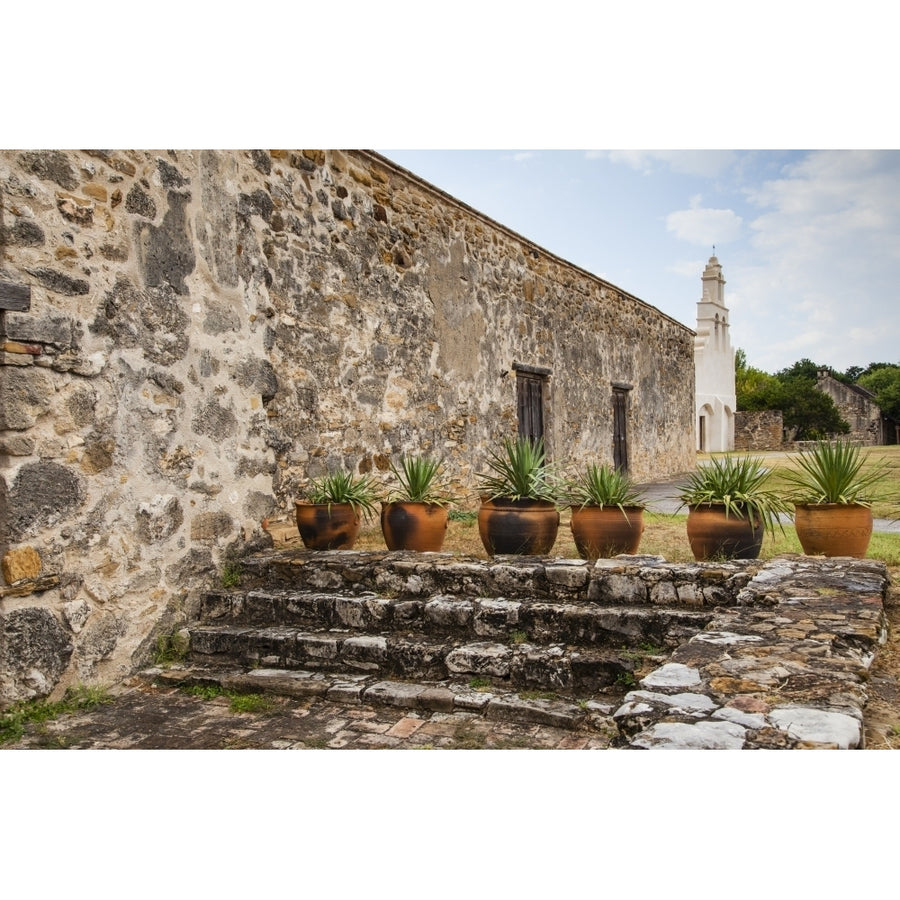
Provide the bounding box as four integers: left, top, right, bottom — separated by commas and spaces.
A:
510, 630, 528, 645
228, 693, 274, 714
451, 723, 489, 749
220, 558, 243, 589
0, 685, 112, 746
518, 690, 557, 701
178, 683, 274, 715
468, 677, 492, 691
154, 630, 189, 666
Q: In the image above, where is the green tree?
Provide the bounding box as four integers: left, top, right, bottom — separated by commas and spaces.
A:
857, 363, 900, 420
735, 348, 782, 410
776, 358, 822, 383
778, 381, 849, 439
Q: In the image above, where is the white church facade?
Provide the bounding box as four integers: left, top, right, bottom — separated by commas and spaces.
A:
694, 254, 736, 452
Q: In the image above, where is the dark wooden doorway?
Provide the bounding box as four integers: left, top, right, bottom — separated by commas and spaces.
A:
612, 386, 630, 472
514, 363, 550, 444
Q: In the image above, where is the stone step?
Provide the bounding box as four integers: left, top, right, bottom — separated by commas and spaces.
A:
144, 664, 623, 734
238, 548, 759, 607
187, 623, 657, 694
199, 589, 715, 649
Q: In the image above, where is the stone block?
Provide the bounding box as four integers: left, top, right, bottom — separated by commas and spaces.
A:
0, 366, 55, 430
7, 461, 83, 539
445, 642, 512, 677
0, 607, 74, 704
425, 596, 474, 628
545, 562, 590, 590
190, 511, 235, 543
136, 494, 184, 543
295, 633, 340, 660
364, 680, 424, 709
2, 546, 42, 583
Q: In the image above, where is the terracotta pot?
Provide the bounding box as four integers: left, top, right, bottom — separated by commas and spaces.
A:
686, 503, 763, 561
381, 502, 449, 552
794, 503, 873, 558
570, 506, 644, 559
477, 497, 559, 556
295, 502, 361, 550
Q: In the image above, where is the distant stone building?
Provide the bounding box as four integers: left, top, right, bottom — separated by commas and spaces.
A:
815, 370, 886, 444
694, 254, 736, 451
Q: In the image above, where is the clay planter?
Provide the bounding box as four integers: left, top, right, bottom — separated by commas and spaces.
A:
793, 503, 873, 558
570, 506, 644, 559
477, 497, 559, 556
295, 502, 361, 550
381, 501, 449, 552
686, 503, 763, 561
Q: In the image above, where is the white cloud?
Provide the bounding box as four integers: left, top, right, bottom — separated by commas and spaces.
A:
506, 151, 538, 163
666, 204, 743, 245
732, 150, 900, 369
667, 258, 706, 278
591, 149, 738, 178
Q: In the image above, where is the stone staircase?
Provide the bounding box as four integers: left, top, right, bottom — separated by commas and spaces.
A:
154, 549, 755, 737
152, 548, 890, 747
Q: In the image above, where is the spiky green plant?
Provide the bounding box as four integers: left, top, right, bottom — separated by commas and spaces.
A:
677, 455, 791, 536
387, 455, 454, 506
782, 440, 888, 507
564, 463, 646, 511
476, 437, 558, 502
305, 470, 380, 518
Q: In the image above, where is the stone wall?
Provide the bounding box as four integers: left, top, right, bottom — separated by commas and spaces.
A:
0, 149, 695, 706
816, 371, 884, 444
734, 410, 784, 451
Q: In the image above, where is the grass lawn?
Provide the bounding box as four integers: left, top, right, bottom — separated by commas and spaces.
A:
351, 446, 900, 566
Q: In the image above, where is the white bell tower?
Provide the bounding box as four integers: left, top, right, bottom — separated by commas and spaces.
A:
694, 253, 736, 452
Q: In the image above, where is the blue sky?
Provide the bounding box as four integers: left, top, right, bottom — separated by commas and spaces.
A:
378, 149, 900, 375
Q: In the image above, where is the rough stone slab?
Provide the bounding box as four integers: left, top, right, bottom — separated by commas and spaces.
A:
340, 635, 387, 662
425, 596, 475, 627
625, 689, 718, 713
326, 682, 367, 702
768, 706, 862, 749
445, 642, 512, 677
640, 663, 702, 691
364, 680, 425, 708
418, 686, 456, 713
486, 696, 585, 729
630, 720, 747, 750
545, 562, 590, 589
295, 633, 341, 660
449, 686, 494, 710
224, 669, 330, 698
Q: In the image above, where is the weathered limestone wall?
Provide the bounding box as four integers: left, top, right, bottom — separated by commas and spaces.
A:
816, 370, 883, 444
0, 149, 695, 706
734, 410, 784, 451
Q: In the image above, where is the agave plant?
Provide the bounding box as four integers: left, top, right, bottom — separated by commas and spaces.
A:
677, 455, 791, 536
782, 440, 887, 506
564, 463, 645, 512
476, 436, 558, 502
305, 470, 380, 518
387, 455, 454, 506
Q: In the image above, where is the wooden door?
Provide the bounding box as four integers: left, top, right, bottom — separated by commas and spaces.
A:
517, 372, 545, 443
612, 388, 629, 472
